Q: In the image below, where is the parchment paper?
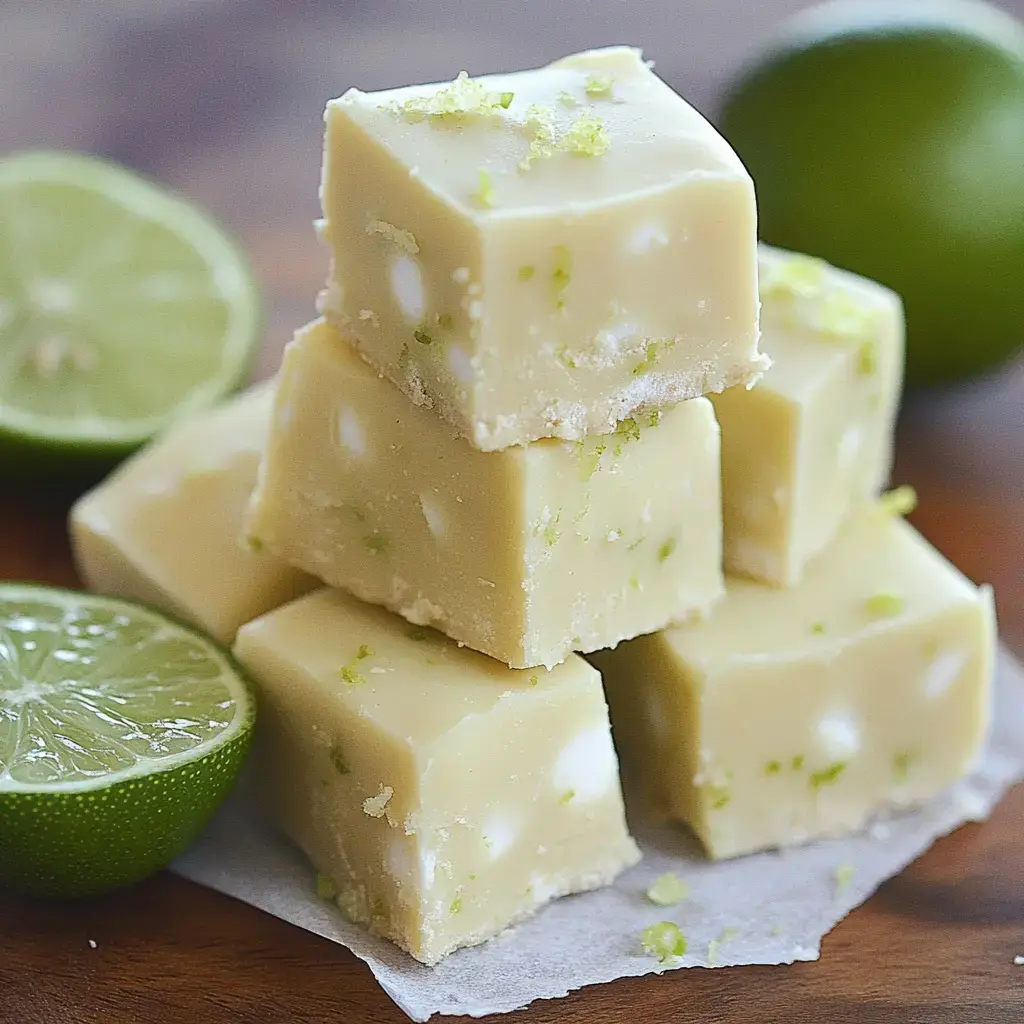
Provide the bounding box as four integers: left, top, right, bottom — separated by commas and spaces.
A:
174, 648, 1024, 1021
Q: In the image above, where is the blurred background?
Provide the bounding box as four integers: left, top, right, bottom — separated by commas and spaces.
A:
3, 0, 1023, 640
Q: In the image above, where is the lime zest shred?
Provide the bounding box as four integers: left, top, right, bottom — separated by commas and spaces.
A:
449, 895, 463, 914
529, 674, 539, 687
632, 338, 676, 375
245, 535, 264, 553
519, 104, 557, 169
474, 168, 495, 208
810, 622, 826, 635
364, 532, 389, 555
562, 111, 611, 156
517, 264, 536, 282
760, 254, 827, 299
356, 644, 374, 661
340, 666, 365, 687
893, 750, 914, 783
834, 863, 855, 896
857, 339, 879, 376
817, 289, 879, 340
640, 921, 687, 963
764, 759, 782, 776
316, 872, 338, 901
706, 783, 731, 810
584, 74, 615, 98
658, 537, 677, 563
878, 485, 917, 517
646, 872, 689, 906
559, 788, 576, 805
577, 440, 607, 481
551, 244, 572, 310
865, 591, 904, 618
627, 536, 646, 552
630, 573, 641, 591
389, 72, 515, 124
809, 761, 847, 789
791, 754, 805, 771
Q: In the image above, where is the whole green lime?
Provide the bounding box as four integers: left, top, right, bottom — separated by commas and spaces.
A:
720, 0, 1024, 385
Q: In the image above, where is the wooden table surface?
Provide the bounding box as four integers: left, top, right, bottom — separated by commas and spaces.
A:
3, 2, 1024, 1021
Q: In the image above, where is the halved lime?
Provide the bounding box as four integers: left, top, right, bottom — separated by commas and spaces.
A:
0, 151, 261, 481
0, 584, 255, 898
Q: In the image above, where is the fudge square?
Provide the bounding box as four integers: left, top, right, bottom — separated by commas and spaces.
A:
592, 507, 995, 860
233, 588, 640, 966
317, 45, 764, 450
246, 319, 724, 669
70, 384, 316, 645
711, 245, 905, 586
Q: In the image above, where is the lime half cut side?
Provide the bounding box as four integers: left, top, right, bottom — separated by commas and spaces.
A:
0, 151, 261, 478
0, 584, 255, 898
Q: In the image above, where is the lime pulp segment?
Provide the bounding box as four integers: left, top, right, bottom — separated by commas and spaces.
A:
0, 151, 261, 447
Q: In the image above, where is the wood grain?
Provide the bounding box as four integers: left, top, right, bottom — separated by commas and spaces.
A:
2, 1, 1024, 1021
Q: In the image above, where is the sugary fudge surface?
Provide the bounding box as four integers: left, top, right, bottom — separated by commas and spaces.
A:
593, 509, 995, 860
711, 245, 905, 586
233, 588, 639, 965
70, 385, 316, 645
247, 319, 723, 668
318, 45, 765, 450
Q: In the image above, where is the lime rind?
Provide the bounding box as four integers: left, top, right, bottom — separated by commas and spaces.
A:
0, 151, 261, 451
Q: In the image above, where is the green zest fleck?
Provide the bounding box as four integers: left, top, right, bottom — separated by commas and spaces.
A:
474, 168, 495, 208
809, 761, 847, 789
647, 410, 662, 428
818, 289, 879, 340
627, 536, 646, 552
356, 644, 373, 660
865, 591, 903, 618
834, 863, 855, 896
791, 754, 805, 771
878, 485, 917, 518
706, 783, 731, 810
562, 111, 610, 156
893, 750, 914, 784
559, 789, 576, 805
340, 666, 365, 687
520, 104, 557, 169
245, 535, 264, 553
391, 71, 515, 123
857, 339, 879, 376
640, 921, 687, 963
529, 674, 539, 687
551, 244, 572, 310
629, 573, 641, 591
449, 895, 462, 914
469, 873, 477, 881
413, 328, 433, 346
329, 744, 350, 775
761, 254, 827, 299
658, 537, 677, 563
810, 622, 826, 635
764, 760, 782, 776
316, 872, 338, 901
584, 74, 615, 98
364, 532, 389, 555
517, 264, 536, 282
646, 872, 689, 906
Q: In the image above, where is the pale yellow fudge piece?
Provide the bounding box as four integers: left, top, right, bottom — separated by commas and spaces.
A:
318, 45, 765, 450
711, 246, 905, 586
247, 319, 724, 668
593, 509, 995, 860
233, 588, 640, 965
70, 385, 316, 645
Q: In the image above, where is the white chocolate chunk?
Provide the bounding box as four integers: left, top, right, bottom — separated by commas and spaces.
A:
234, 588, 639, 965
389, 254, 426, 323
338, 405, 367, 456
593, 510, 995, 859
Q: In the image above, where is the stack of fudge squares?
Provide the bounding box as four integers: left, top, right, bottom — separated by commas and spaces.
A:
71, 47, 996, 966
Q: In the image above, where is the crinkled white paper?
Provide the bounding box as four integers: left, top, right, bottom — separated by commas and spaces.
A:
175, 649, 1024, 1022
